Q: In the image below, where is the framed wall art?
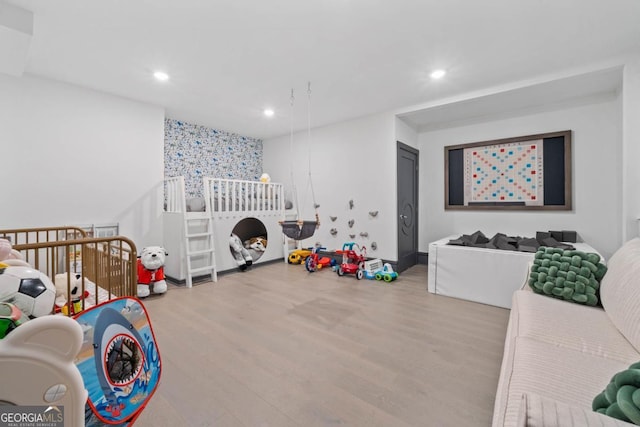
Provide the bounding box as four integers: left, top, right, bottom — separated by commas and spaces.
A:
445, 130, 572, 210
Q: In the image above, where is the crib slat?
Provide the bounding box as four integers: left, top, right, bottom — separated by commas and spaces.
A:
7, 235, 137, 316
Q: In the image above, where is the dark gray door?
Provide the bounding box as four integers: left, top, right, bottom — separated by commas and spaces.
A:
397, 142, 419, 273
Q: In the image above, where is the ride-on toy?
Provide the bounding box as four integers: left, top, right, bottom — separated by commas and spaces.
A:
375, 263, 398, 282
305, 246, 335, 272
288, 248, 312, 264
360, 259, 384, 280
335, 242, 367, 279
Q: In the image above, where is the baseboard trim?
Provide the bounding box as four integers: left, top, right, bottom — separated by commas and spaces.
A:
418, 252, 429, 265
167, 252, 416, 285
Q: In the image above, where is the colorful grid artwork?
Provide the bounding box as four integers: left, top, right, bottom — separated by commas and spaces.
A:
463, 139, 544, 206
164, 118, 263, 198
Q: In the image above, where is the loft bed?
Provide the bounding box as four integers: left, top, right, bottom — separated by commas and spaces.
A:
163, 176, 285, 280
0, 226, 137, 315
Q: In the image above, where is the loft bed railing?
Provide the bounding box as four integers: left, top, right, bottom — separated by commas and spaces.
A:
204, 177, 284, 216
164, 176, 284, 217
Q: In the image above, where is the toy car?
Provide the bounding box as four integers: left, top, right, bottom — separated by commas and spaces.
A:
288, 248, 312, 264
375, 263, 398, 282
305, 246, 335, 272
361, 270, 375, 280
360, 259, 384, 280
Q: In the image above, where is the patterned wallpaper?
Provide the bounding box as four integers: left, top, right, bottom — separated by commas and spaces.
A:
164, 118, 263, 198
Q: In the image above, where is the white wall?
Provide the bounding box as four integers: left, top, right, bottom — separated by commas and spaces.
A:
0, 73, 165, 248
419, 96, 622, 259
263, 112, 398, 261
395, 116, 418, 149
622, 56, 640, 241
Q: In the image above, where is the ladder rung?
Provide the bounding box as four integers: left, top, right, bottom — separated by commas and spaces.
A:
186, 232, 212, 238
186, 216, 210, 222
190, 266, 215, 274
183, 212, 217, 286
187, 248, 215, 256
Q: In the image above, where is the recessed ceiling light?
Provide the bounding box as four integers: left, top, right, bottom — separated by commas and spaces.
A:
263, 108, 275, 117
430, 69, 446, 79
153, 71, 169, 81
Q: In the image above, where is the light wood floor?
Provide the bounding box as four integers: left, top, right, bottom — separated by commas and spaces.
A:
135, 263, 510, 427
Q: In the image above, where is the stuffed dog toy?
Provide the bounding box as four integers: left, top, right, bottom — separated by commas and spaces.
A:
137, 246, 168, 298
244, 236, 267, 252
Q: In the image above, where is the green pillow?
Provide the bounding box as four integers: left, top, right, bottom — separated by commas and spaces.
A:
528, 247, 607, 306
593, 361, 640, 424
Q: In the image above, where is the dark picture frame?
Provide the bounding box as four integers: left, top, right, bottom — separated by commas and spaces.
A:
444, 130, 572, 210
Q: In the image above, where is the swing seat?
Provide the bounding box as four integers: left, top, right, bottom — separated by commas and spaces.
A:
280, 220, 318, 240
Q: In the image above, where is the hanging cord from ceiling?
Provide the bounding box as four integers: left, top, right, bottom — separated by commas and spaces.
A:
301, 82, 319, 222
289, 88, 300, 219
279, 82, 320, 241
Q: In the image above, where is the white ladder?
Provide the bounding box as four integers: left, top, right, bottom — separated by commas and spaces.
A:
183, 212, 217, 287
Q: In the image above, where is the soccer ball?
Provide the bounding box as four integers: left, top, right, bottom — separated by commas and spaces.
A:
0, 266, 56, 318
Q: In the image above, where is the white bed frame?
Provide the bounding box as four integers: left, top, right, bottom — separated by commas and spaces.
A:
163, 176, 285, 281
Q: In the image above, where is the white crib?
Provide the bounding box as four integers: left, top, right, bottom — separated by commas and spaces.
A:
163, 176, 285, 283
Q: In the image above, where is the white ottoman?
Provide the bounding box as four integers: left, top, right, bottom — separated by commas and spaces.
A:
427, 236, 600, 309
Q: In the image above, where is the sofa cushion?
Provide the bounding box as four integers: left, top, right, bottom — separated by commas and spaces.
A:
601, 238, 640, 353
496, 337, 628, 427
518, 392, 635, 427
513, 290, 640, 363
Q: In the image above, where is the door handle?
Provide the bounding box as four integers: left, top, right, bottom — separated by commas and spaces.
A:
399, 214, 408, 219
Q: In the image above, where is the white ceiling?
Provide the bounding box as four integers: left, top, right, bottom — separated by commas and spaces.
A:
398, 66, 623, 132
4, 0, 640, 139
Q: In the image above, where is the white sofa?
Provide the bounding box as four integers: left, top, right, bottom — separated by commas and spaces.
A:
492, 237, 640, 427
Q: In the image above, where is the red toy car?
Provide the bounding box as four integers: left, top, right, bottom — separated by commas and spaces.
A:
335, 242, 367, 279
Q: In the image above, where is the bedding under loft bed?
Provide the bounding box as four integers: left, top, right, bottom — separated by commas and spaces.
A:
163, 176, 286, 280
1, 226, 137, 316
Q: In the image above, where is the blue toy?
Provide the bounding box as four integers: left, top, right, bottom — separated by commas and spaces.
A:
359, 259, 383, 280
375, 263, 399, 282
359, 260, 399, 282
